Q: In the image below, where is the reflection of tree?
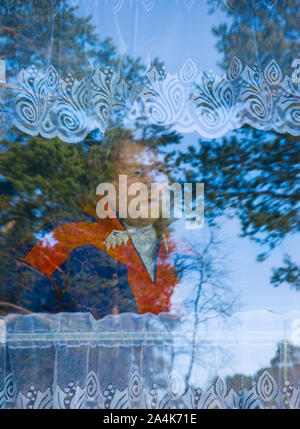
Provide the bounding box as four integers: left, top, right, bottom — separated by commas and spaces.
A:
208, 0, 299, 72
176, 0, 300, 289
1, 0, 112, 74
225, 341, 300, 407
174, 231, 240, 384
175, 231, 239, 316
271, 255, 300, 291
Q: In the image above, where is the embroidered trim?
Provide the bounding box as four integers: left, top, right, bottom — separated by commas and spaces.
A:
1, 57, 299, 143
1, 369, 299, 409
104, 230, 129, 251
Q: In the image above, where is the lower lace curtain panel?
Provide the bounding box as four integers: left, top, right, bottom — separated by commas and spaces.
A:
0, 311, 300, 409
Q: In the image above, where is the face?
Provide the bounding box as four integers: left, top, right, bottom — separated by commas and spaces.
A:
111, 142, 168, 227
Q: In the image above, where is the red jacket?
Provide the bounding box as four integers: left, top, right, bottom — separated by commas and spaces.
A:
24, 203, 188, 315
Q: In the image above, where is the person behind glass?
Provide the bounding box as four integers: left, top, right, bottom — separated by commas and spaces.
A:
24, 139, 193, 318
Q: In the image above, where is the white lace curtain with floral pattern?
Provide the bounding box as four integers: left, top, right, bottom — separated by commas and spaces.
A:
1, 312, 300, 409
0, 0, 299, 142
0, 0, 299, 411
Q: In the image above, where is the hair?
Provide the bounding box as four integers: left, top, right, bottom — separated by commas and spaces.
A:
87, 129, 165, 192
82, 128, 172, 235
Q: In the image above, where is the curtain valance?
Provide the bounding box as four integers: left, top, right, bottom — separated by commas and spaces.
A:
1, 57, 299, 143
1, 311, 300, 409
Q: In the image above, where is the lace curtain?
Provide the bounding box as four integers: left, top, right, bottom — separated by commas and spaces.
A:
1, 0, 299, 142
1, 311, 300, 409
0, 0, 299, 411
1, 56, 299, 143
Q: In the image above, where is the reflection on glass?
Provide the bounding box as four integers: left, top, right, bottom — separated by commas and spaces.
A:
0, 0, 299, 410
